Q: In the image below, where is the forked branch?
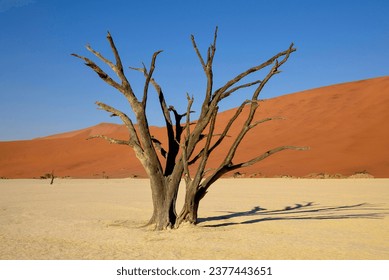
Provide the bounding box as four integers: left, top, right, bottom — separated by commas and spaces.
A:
191, 27, 218, 116
73, 33, 165, 178
71, 53, 122, 91
200, 145, 309, 192
95, 101, 141, 148
191, 42, 298, 192
233, 145, 309, 169
215, 43, 296, 102
141, 50, 163, 107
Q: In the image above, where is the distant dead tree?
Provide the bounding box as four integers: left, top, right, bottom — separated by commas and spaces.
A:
50, 170, 55, 185
72, 28, 307, 230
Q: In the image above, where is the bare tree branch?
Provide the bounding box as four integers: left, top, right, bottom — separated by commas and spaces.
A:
183, 94, 195, 142
142, 50, 163, 107
191, 35, 206, 70
71, 53, 122, 91
192, 27, 218, 118
86, 44, 116, 71
74, 32, 137, 103
251, 44, 295, 101
150, 78, 174, 127
233, 145, 309, 169
96, 102, 131, 127
106, 31, 132, 91
248, 116, 285, 129
87, 135, 130, 145
192, 106, 218, 185
220, 44, 295, 166
129, 65, 175, 128
177, 93, 195, 184
151, 136, 167, 158
181, 141, 192, 185
221, 79, 262, 100
130, 64, 184, 176
95, 101, 141, 145
188, 100, 252, 165
213, 43, 296, 101
209, 26, 218, 65
199, 146, 309, 192
73, 33, 166, 181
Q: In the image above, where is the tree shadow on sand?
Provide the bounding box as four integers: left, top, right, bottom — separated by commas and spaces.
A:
198, 202, 389, 228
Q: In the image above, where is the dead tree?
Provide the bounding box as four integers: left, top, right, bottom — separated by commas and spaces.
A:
50, 170, 55, 185
72, 28, 307, 230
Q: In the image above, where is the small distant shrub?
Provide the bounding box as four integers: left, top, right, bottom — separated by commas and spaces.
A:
40, 173, 53, 179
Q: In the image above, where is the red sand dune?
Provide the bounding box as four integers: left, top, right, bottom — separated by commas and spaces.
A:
1, 76, 389, 178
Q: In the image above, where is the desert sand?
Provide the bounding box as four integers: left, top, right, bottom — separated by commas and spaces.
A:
1, 178, 388, 260
1, 76, 389, 179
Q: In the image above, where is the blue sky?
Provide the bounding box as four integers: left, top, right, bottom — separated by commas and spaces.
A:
1, 0, 388, 140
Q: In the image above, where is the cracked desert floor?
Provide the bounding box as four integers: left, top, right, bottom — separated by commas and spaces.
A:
0, 178, 388, 259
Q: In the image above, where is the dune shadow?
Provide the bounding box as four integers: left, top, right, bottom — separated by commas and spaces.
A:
198, 202, 389, 228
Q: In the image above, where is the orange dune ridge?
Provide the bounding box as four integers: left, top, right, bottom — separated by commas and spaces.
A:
1, 76, 388, 178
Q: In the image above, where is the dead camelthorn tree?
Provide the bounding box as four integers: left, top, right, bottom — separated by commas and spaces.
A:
72, 28, 307, 230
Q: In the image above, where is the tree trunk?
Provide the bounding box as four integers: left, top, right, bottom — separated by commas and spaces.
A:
146, 176, 181, 230
176, 198, 200, 226
175, 183, 207, 227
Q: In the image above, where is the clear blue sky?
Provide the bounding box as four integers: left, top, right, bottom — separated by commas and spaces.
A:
1, 0, 388, 140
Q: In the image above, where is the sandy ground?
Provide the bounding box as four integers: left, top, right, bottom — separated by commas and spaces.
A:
0, 178, 388, 260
